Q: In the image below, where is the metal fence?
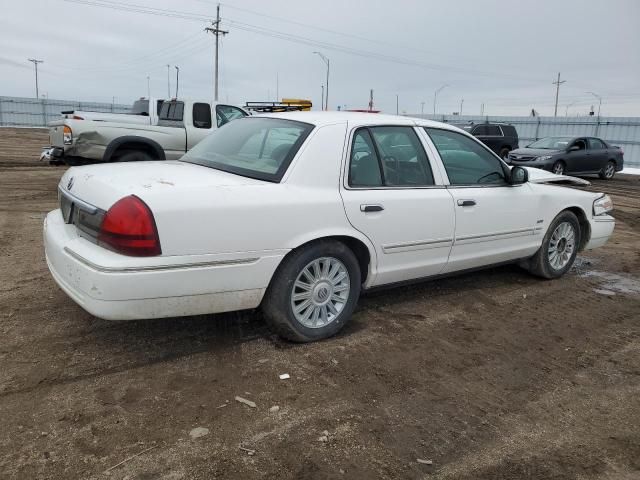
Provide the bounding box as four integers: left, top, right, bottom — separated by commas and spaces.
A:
1, 96, 638, 167
415, 113, 640, 168
0, 96, 131, 128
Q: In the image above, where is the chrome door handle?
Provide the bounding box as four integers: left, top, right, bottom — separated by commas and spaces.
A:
360, 204, 384, 212
457, 199, 476, 207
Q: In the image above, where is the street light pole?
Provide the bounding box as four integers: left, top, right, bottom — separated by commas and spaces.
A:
396, 94, 399, 115
586, 91, 602, 117
28, 59, 43, 99
313, 52, 329, 110
433, 84, 449, 115
175, 66, 180, 98
166, 64, 171, 98
565, 101, 576, 117
421, 101, 425, 116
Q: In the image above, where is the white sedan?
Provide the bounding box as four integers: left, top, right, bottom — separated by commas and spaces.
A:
44, 113, 615, 342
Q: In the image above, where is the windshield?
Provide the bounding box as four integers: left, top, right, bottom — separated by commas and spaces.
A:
181, 117, 314, 182
527, 136, 573, 149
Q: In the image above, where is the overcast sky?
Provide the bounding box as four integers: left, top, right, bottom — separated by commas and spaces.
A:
1, 0, 639, 116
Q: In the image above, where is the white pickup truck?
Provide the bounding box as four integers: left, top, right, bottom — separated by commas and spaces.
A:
45, 100, 248, 164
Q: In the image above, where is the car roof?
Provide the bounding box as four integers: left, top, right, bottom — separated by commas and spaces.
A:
254, 111, 462, 131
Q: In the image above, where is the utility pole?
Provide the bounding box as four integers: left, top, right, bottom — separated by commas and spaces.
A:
368, 89, 374, 112
28, 59, 43, 99
205, 4, 228, 102
166, 65, 171, 98
460, 98, 464, 116
276, 72, 279, 102
421, 101, 425, 116
552, 72, 565, 117
313, 52, 329, 110
175, 66, 180, 98
480, 103, 485, 116
396, 94, 399, 115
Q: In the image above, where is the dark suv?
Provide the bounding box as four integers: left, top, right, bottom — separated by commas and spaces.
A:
457, 122, 519, 159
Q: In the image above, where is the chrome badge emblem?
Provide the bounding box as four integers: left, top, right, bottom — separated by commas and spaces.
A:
67, 177, 74, 191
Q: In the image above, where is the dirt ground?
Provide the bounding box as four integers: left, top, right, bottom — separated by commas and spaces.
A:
1, 128, 639, 480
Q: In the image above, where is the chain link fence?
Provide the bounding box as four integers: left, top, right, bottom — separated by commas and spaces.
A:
0, 96, 131, 128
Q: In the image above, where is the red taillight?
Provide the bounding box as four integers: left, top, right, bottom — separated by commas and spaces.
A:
98, 195, 161, 256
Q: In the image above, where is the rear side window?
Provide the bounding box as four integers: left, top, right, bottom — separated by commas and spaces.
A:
588, 138, 605, 149
349, 126, 434, 188
159, 101, 185, 121
486, 125, 502, 136
472, 125, 488, 135
425, 128, 507, 186
193, 103, 212, 129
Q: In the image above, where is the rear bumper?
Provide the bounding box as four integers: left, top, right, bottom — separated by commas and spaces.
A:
44, 210, 286, 320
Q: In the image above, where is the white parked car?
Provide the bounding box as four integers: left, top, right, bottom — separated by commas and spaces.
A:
44, 113, 615, 342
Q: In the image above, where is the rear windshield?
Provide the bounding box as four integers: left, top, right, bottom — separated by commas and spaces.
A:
181, 117, 314, 182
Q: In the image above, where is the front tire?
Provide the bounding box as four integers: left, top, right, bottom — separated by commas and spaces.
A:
262, 240, 361, 342
599, 160, 616, 180
499, 147, 510, 160
552, 160, 566, 175
526, 211, 581, 279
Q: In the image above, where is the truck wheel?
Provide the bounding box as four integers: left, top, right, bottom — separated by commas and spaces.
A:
115, 151, 153, 162
525, 210, 581, 279
262, 240, 361, 342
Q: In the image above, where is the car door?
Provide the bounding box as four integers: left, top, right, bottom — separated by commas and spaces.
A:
565, 138, 589, 173
423, 127, 542, 273
340, 125, 455, 286
587, 138, 608, 171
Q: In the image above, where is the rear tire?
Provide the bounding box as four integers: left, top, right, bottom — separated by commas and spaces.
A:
262, 240, 361, 342
115, 151, 153, 162
552, 161, 566, 175
526, 211, 581, 279
599, 160, 615, 180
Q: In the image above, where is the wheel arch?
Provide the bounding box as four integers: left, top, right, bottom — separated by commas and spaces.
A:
284, 232, 377, 286
563, 206, 591, 252
104, 136, 166, 162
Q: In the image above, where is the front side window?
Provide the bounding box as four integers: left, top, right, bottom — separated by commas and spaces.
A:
216, 104, 247, 127
181, 117, 313, 182
349, 126, 434, 188
425, 128, 507, 186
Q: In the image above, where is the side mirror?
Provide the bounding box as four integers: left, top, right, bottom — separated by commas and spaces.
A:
568, 145, 580, 152
510, 166, 528, 185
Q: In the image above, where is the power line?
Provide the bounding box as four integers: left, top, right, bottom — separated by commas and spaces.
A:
59, 0, 548, 85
